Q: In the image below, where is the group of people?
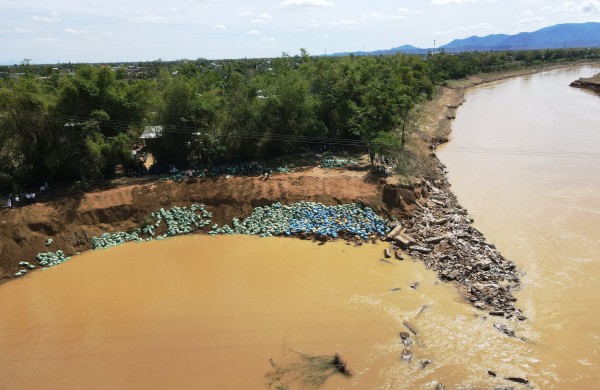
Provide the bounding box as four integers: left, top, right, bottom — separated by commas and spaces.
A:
370, 152, 395, 178
6, 182, 47, 210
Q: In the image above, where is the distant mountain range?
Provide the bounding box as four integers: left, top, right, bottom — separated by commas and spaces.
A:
330, 22, 600, 56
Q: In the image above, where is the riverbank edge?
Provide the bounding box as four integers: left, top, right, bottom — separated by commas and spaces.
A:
1, 61, 597, 296
570, 71, 600, 95
402, 60, 600, 323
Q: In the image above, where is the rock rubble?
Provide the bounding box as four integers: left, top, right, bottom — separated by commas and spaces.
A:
388, 161, 525, 321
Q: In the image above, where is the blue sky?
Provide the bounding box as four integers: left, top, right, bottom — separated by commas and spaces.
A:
1, 0, 599, 64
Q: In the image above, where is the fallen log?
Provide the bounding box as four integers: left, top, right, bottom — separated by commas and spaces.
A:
403, 321, 418, 335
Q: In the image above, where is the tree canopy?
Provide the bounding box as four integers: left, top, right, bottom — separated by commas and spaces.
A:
1, 47, 598, 192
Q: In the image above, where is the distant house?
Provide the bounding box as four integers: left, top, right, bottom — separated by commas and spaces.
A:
141, 126, 163, 139
256, 90, 268, 99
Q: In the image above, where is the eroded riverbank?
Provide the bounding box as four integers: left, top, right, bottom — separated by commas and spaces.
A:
2, 62, 599, 388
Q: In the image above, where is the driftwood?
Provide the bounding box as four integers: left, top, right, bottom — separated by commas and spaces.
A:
415, 304, 429, 318
403, 321, 418, 335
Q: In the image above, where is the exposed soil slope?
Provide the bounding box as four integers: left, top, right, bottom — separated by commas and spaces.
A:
0, 164, 425, 280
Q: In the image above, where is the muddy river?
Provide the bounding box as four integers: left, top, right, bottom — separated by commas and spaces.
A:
0, 234, 540, 389
0, 66, 598, 389
439, 65, 600, 388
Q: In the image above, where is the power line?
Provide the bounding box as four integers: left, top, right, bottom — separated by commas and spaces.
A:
11, 111, 375, 148
10, 111, 600, 159
440, 145, 600, 159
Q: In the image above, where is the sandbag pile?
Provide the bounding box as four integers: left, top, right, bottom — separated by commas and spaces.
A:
320, 158, 357, 168
14, 261, 36, 277
36, 250, 70, 268
210, 202, 389, 240
91, 204, 213, 249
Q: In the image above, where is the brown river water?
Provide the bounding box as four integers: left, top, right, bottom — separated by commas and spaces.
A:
0, 66, 598, 389
439, 65, 600, 389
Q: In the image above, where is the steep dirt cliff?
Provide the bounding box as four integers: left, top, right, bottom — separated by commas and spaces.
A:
0, 165, 426, 280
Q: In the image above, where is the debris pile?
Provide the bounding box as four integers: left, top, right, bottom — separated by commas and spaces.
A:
267, 347, 351, 389
388, 161, 525, 321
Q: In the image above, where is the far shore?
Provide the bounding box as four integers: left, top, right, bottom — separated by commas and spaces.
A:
419, 60, 600, 145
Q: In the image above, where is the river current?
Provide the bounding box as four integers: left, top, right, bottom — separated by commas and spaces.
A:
439, 65, 600, 388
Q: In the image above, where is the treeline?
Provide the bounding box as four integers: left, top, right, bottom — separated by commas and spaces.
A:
1, 47, 598, 192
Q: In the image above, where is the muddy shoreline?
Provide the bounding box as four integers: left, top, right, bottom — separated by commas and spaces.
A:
406, 61, 600, 318
385, 160, 524, 322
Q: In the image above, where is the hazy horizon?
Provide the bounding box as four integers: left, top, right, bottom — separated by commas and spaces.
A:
1, 0, 600, 64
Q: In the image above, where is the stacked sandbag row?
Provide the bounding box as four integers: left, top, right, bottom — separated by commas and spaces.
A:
91, 204, 213, 249
210, 202, 389, 241
320, 158, 357, 168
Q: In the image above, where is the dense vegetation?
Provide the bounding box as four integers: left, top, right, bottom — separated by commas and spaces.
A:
0, 47, 598, 192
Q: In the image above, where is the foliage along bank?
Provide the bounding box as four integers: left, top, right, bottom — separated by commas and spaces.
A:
1, 47, 598, 193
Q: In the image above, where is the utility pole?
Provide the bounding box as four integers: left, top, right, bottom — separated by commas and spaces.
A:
433, 40, 436, 54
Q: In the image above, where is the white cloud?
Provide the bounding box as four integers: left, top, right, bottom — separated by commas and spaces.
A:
541, 0, 599, 14
366, 8, 414, 20
433, 22, 493, 35
280, 0, 334, 9
266, 37, 276, 42
239, 11, 253, 16
32, 11, 61, 23
13, 28, 37, 33
215, 24, 226, 29
246, 30, 260, 35
329, 19, 358, 25
398, 8, 413, 17
431, 0, 496, 4
64, 28, 88, 35
512, 16, 547, 30
35, 37, 61, 42
308, 19, 319, 27
566, 0, 600, 12
128, 16, 169, 24
251, 13, 272, 24
431, 0, 473, 4
580, 0, 600, 12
